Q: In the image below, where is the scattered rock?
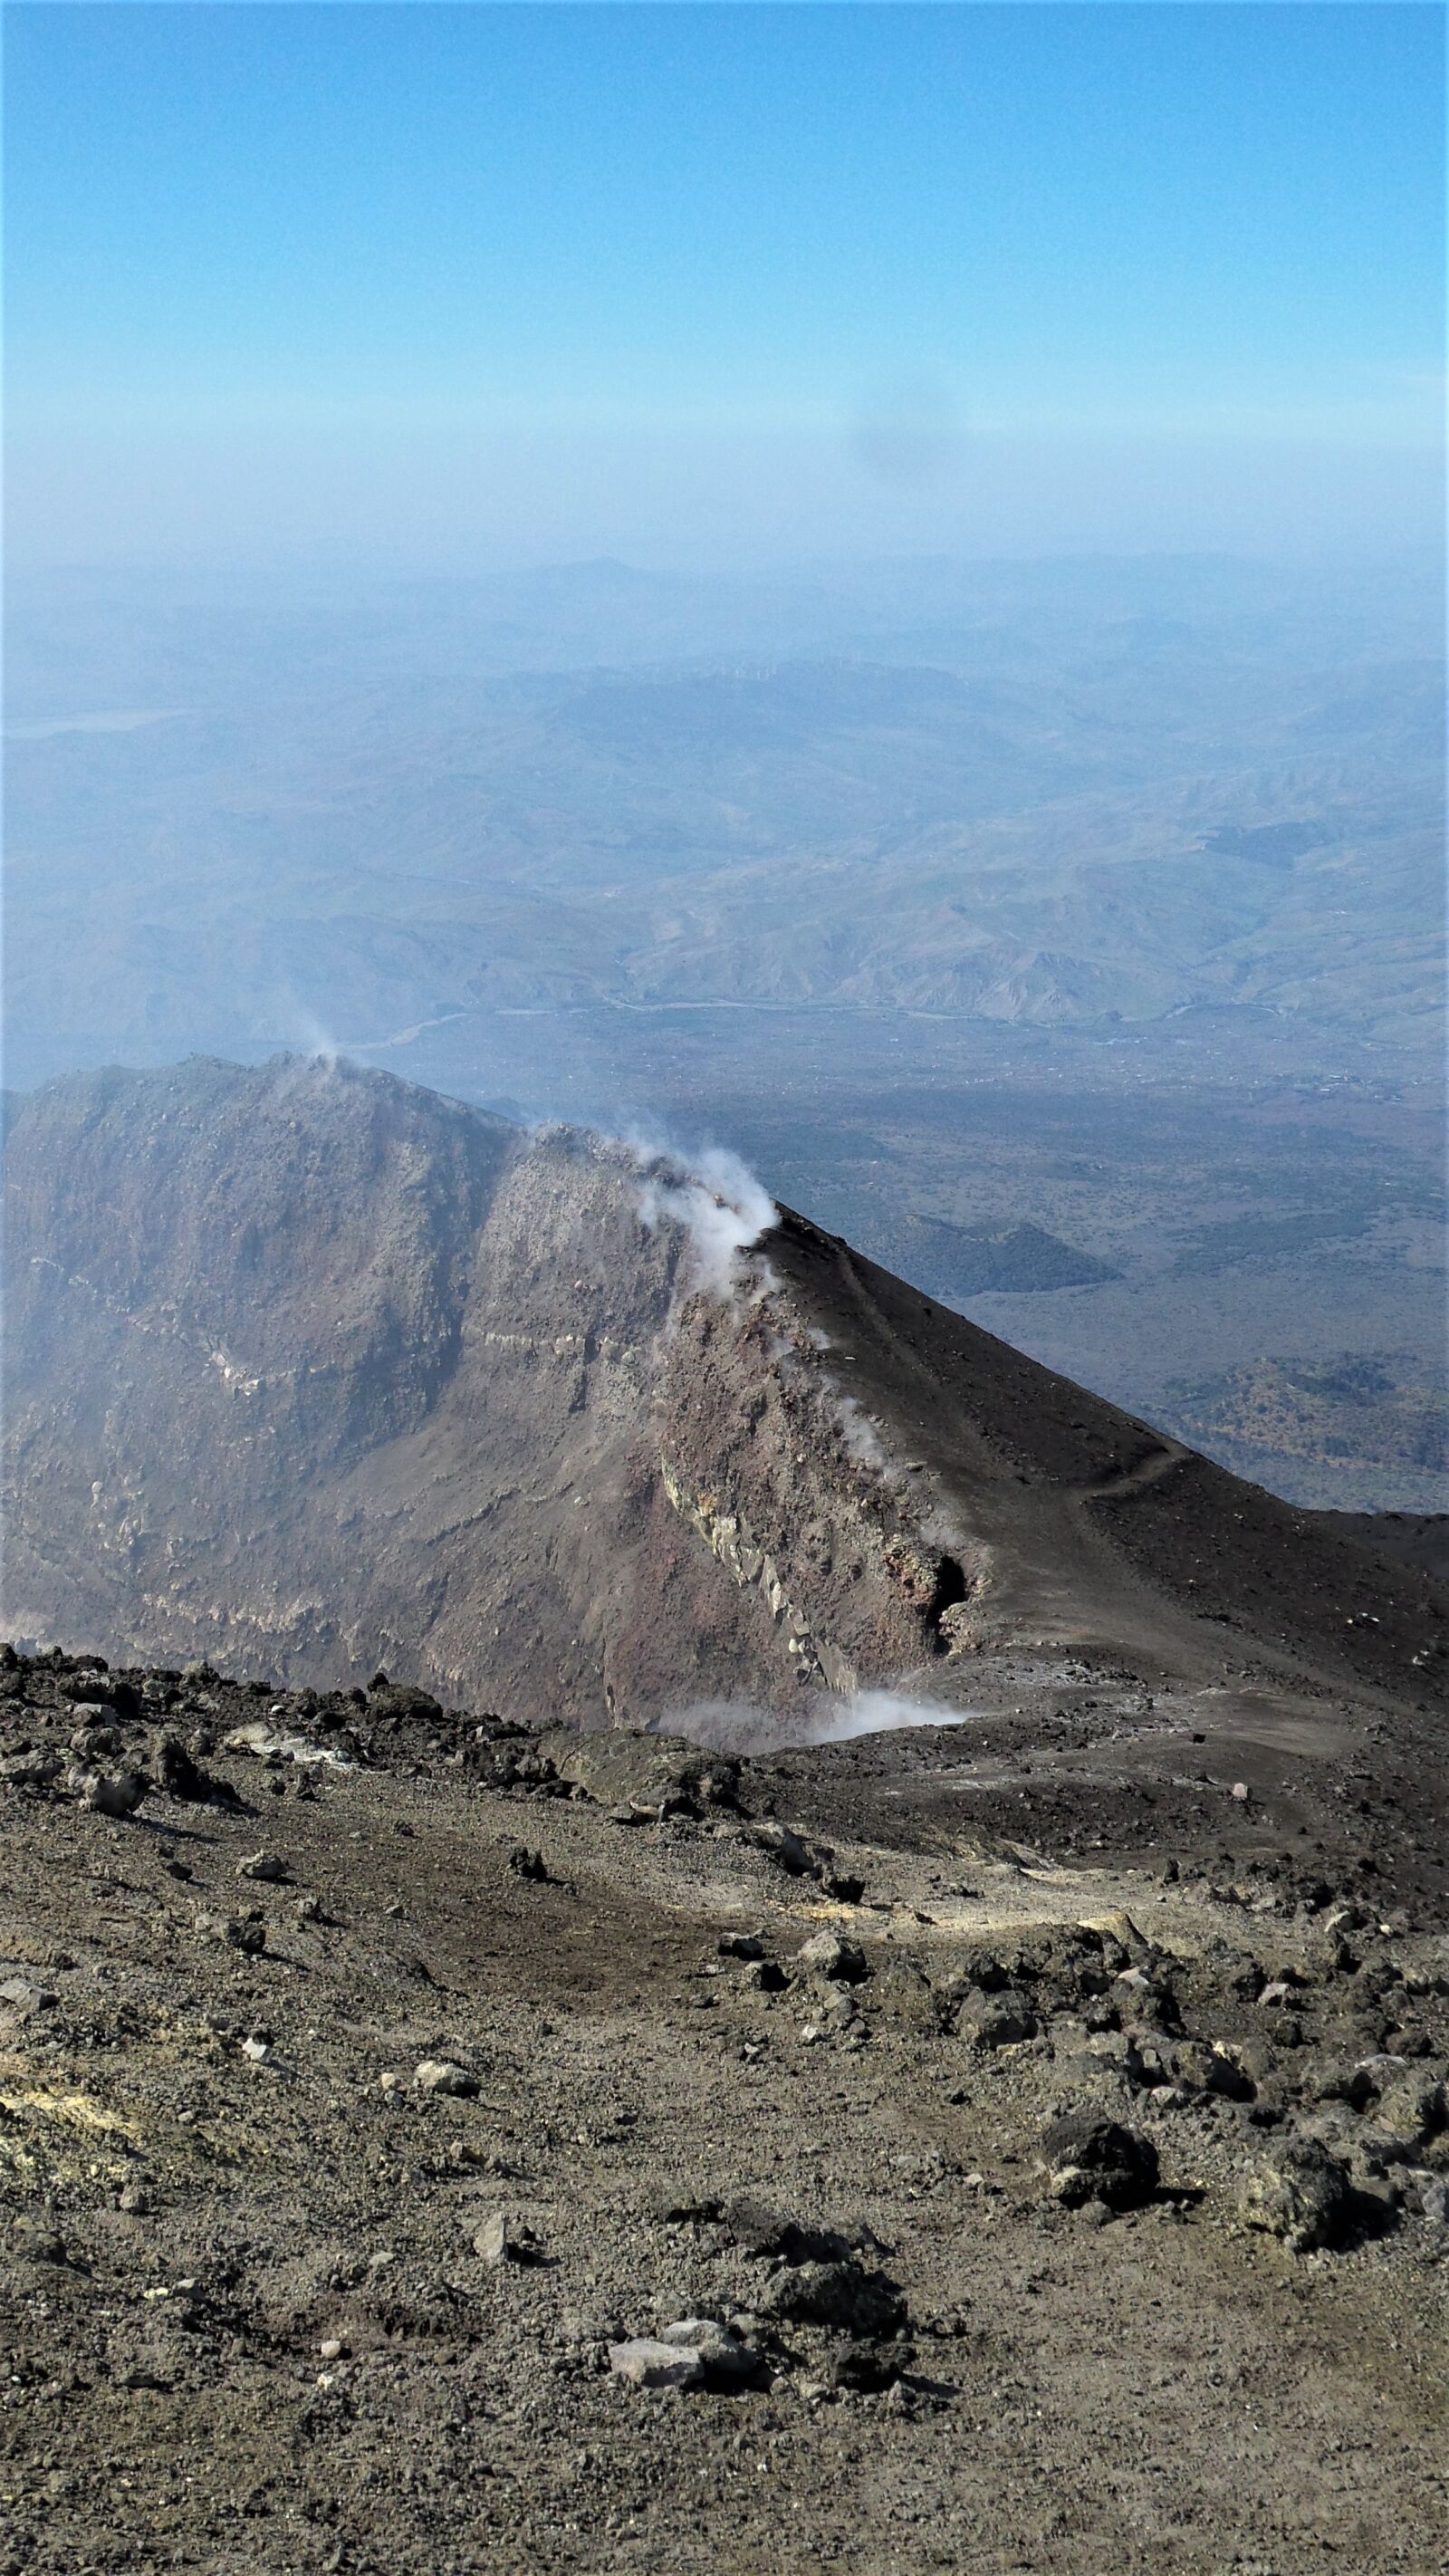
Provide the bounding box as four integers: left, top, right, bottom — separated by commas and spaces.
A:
609, 2336, 705, 2390
760, 2259, 906, 2339
224, 1721, 352, 1770
870, 1962, 947, 2033
1080, 1911, 1151, 1965
1364, 2071, 1444, 2161
1174, 2041, 1254, 2101
0, 1975, 58, 2015
958, 1988, 1038, 2051
413, 2059, 478, 2097
507, 1846, 549, 1882
657, 2317, 758, 2386
236, 1850, 290, 1883
151, 1733, 229, 1802
539, 1730, 737, 1820
1238, 2137, 1351, 2252
0, 1748, 63, 1790
740, 1958, 789, 1993
796, 1930, 869, 1985
212, 1914, 267, 1955
473, 2210, 540, 2264
828, 2335, 915, 2391
11, 2214, 67, 2264
70, 1767, 148, 1818
1036, 2115, 1159, 2211
645, 2185, 723, 2225
721, 2196, 851, 2264
367, 1682, 443, 1727
748, 1821, 827, 1879
1406, 2173, 1449, 2226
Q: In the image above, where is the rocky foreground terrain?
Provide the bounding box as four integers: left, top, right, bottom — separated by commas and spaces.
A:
1, 1646, 1446, 2573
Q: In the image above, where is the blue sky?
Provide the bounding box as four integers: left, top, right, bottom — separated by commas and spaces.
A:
6, 3, 1443, 566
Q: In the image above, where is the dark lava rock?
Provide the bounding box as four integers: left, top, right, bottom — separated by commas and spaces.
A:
1174, 2040, 1255, 2102
822, 1872, 866, 1905
1037, 2114, 1159, 2210
151, 1731, 233, 1803
721, 2195, 851, 2264
957, 1986, 1038, 2051
760, 2258, 907, 2339
368, 1682, 444, 1727
828, 2335, 915, 2391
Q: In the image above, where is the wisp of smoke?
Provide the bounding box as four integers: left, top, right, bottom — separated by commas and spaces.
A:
273, 990, 344, 1068
659, 1688, 969, 1755
830, 1394, 888, 1470
635, 1138, 779, 1300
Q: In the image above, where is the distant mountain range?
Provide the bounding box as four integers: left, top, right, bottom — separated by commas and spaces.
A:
5, 555, 1441, 1078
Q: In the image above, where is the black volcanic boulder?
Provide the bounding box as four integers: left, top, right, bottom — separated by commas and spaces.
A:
150, 1731, 233, 1803
760, 2258, 907, 2340
366, 1682, 444, 1728
720, 2196, 851, 2264
1037, 2114, 1159, 2210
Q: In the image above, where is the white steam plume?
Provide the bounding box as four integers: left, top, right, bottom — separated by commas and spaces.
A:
635, 1138, 779, 1301
658, 1689, 969, 1755
270, 986, 345, 1068
294, 1014, 341, 1066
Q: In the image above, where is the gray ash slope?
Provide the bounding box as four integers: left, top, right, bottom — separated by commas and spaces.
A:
2, 1053, 1444, 1746
0, 1645, 1446, 2576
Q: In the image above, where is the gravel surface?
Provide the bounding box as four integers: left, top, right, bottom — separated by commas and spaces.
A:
1, 1649, 1445, 2572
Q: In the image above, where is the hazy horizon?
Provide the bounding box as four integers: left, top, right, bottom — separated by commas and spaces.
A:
7, 3, 1442, 571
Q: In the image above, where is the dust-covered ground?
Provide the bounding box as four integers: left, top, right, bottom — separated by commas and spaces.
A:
1, 1648, 1446, 2575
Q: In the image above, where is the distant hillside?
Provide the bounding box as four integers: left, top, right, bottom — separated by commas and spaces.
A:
904, 1216, 1119, 1297
1163, 1352, 1449, 1514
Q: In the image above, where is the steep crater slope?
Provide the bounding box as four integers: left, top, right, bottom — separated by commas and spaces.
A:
3, 1055, 1442, 1724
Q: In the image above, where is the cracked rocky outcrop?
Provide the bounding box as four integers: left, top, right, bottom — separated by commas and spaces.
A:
4, 1054, 1444, 1726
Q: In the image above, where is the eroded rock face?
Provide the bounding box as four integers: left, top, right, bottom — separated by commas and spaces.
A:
0, 1057, 964, 1721
5, 1054, 1444, 1728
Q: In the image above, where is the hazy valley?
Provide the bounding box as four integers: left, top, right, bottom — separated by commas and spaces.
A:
5, 554, 1444, 1516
